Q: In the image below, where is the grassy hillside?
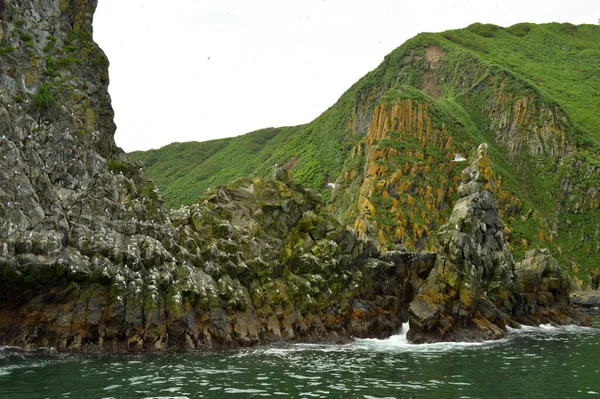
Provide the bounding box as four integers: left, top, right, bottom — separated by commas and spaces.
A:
130, 23, 600, 284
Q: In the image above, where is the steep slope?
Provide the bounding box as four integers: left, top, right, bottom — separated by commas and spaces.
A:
0, 0, 417, 350
0, 3, 589, 351
132, 23, 600, 283
335, 23, 600, 284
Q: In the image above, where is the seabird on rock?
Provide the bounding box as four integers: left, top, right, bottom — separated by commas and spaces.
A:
452, 153, 467, 162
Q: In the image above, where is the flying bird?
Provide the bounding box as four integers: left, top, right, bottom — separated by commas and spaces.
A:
452, 154, 467, 162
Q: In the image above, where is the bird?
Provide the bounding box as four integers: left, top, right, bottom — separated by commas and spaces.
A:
452, 154, 467, 162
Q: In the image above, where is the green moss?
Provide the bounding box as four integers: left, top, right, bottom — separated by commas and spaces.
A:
107, 159, 129, 174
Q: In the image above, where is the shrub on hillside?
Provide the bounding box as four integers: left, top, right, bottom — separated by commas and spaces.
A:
506, 23, 535, 37
467, 23, 501, 38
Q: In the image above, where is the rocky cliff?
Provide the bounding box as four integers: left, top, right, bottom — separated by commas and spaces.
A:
0, 1, 423, 350
408, 144, 588, 343
132, 23, 600, 285
0, 3, 591, 351
0, 167, 429, 350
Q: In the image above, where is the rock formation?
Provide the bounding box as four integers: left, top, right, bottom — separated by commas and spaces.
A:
513, 248, 587, 324
0, 2, 589, 351
0, 170, 436, 350
408, 144, 588, 343
0, 0, 421, 350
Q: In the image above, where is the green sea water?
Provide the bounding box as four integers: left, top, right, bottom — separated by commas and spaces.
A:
1, 321, 599, 398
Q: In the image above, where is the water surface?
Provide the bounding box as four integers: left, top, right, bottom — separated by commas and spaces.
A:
1, 321, 599, 398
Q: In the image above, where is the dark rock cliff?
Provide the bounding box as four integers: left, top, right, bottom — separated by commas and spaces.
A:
0, 2, 589, 351
0, 1, 419, 350
408, 144, 588, 343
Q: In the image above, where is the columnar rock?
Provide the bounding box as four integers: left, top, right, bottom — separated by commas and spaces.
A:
408, 144, 517, 342
0, 0, 426, 351
0, 2, 589, 351
407, 144, 588, 343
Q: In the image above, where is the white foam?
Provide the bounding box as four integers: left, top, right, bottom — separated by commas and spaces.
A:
507, 323, 596, 336
352, 323, 493, 353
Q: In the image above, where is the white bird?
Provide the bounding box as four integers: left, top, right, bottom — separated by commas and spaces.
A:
452, 154, 467, 162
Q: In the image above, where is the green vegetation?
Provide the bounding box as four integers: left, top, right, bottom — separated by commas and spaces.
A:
107, 159, 130, 174
130, 23, 600, 283
33, 82, 55, 111
18, 30, 33, 43
467, 23, 501, 38
0, 45, 14, 55
43, 27, 100, 77
506, 22, 535, 37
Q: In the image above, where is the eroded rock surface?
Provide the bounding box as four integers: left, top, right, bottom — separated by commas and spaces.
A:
0, 2, 588, 351
408, 144, 588, 343
0, 0, 428, 351
513, 248, 588, 324
1, 173, 439, 350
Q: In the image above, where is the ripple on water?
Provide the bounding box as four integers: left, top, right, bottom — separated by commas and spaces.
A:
1, 323, 599, 399
224, 388, 267, 394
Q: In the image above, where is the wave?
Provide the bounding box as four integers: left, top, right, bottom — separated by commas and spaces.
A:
351, 323, 494, 354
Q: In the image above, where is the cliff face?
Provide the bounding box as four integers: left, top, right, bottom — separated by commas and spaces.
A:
0, 0, 161, 259
0, 0, 173, 349
0, 5, 592, 351
332, 34, 600, 284
132, 24, 600, 283
0, 1, 422, 350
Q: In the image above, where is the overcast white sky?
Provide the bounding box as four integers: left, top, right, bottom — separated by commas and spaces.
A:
93, 0, 599, 152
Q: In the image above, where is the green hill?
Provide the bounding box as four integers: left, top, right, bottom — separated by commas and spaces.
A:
129, 22, 600, 285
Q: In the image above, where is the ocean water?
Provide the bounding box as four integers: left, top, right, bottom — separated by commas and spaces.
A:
1, 321, 599, 399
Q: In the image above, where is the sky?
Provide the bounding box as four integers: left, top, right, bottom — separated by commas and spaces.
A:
93, 0, 600, 153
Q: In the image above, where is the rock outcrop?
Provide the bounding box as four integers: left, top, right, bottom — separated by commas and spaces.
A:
408, 144, 588, 343
0, 171, 437, 350
408, 144, 516, 342
513, 248, 587, 324
0, 0, 425, 351
0, 2, 589, 351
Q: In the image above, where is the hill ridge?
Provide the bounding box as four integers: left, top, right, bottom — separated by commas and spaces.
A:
130, 22, 600, 284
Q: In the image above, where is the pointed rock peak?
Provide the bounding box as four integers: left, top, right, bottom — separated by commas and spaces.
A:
458, 143, 496, 197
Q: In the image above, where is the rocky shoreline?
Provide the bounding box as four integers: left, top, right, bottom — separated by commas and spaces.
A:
0, 155, 589, 351
0, 0, 591, 352
571, 291, 600, 315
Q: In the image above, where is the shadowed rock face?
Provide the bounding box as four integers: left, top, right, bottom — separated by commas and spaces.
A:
408, 144, 588, 343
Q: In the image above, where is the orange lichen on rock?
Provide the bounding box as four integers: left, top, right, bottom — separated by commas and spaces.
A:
350, 99, 472, 249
